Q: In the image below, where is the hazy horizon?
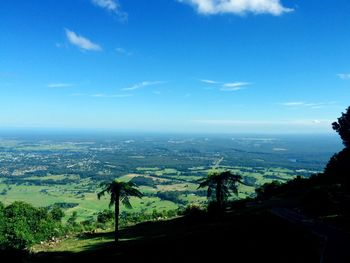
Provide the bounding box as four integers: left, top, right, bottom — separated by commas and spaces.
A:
0, 127, 342, 139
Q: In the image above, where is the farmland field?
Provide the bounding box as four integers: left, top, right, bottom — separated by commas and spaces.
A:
0, 132, 342, 221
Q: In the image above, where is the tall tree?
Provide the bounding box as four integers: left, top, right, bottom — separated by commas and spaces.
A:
324, 106, 350, 188
198, 171, 242, 211
332, 106, 350, 148
97, 180, 143, 244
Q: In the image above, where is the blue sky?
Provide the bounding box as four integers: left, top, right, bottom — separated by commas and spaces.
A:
1, 0, 350, 134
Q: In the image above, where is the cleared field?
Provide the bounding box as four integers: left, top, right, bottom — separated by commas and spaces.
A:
0, 165, 301, 221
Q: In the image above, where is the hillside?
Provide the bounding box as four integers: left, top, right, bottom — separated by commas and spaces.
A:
26, 203, 322, 263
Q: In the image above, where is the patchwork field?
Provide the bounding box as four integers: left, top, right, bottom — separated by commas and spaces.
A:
0, 165, 302, 221
0, 134, 338, 221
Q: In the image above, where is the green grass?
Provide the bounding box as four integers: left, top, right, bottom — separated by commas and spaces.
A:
0, 165, 299, 221
32, 231, 114, 253
0, 181, 179, 221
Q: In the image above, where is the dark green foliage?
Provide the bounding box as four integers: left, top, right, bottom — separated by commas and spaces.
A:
255, 176, 311, 200
81, 218, 96, 232
255, 181, 283, 199
332, 106, 350, 148
119, 209, 179, 226
67, 211, 78, 226
0, 201, 63, 249
198, 170, 242, 210
324, 148, 350, 188
97, 180, 143, 209
324, 106, 350, 188
49, 205, 65, 222
179, 204, 206, 219
49, 202, 79, 209
0, 202, 5, 246
97, 209, 114, 224
130, 176, 156, 187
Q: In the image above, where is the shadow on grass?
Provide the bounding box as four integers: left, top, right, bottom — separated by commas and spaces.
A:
28, 212, 322, 263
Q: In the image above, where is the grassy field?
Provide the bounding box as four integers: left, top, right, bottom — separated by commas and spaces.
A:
0, 165, 299, 220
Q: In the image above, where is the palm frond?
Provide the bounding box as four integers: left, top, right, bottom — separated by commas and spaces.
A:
98, 178, 143, 209
109, 193, 117, 208
121, 196, 132, 209
231, 186, 238, 196
97, 190, 105, 200
198, 179, 211, 189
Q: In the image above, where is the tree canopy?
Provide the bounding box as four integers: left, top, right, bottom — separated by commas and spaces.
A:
332, 106, 350, 148
198, 170, 242, 210
324, 106, 350, 188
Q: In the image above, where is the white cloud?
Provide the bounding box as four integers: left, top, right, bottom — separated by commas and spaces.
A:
221, 82, 250, 91
47, 83, 73, 88
280, 101, 305, 106
91, 0, 127, 21
280, 101, 337, 109
65, 29, 102, 51
179, 0, 293, 16
338, 73, 350, 80
116, 47, 133, 56
200, 79, 250, 91
194, 119, 332, 126
200, 79, 221, 84
121, 81, 164, 91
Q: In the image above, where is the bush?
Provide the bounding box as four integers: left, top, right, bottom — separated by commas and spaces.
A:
255, 181, 282, 199
49, 206, 65, 222
180, 204, 206, 217
0, 201, 63, 249
97, 210, 114, 224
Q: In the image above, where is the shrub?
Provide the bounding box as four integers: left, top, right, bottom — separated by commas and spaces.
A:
97, 209, 114, 224
49, 206, 65, 222
180, 204, 206, 217
0, 201, 62, 249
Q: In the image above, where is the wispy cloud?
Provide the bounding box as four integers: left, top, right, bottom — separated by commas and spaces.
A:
200, 79, 221, 84
337, 73, 350, 80
280, 101, 337, 109
121, 81, 164, 91
194, 119, 332, 126
200, 79, 251, 91
221, 82, 250, 91
65, 29, 102, 51
178, 0, 293, 16
91, 0, 127, 21
280, 101, 305, 106
116, 47, 133, 56
47, 83, 73, 88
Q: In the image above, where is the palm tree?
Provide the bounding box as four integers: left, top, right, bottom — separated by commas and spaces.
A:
97, 179, 143, 244
198, 170, 242, 211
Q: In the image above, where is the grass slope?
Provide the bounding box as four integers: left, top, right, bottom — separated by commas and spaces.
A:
29, 207, 321, 263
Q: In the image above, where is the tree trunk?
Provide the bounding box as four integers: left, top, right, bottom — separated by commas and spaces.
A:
114, 197, 120, 245
216, 182, 222, 210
